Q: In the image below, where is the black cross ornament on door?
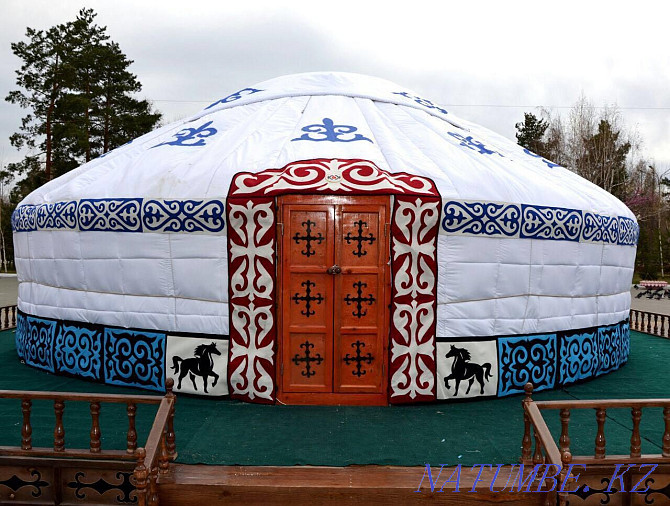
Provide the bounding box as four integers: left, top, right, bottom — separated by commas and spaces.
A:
343, 340, 374, 377
292, 340, 324, 377
293, 220, 324, 257
292, 280, 324, 317
344, 220, 376, 257
344, 280, 376, 318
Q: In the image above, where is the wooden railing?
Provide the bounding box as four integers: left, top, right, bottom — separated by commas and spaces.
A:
0, 378, 176, 505
521, 382, 670, 505
0, 305, 16, 330
630, 309, 670, 338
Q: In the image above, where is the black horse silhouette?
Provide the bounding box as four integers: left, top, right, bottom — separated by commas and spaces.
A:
171, 342, 221, 393
444, 345, 492, 396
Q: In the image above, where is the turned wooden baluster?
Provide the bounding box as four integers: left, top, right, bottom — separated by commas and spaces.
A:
630, 407, 642, 457
559, 408, 570, 454
654, 314, 659, 335
54, 399, 65, 452
149, 467, 159, 506
595, 407, 606, 459
661, 315, 666, 338
134, 448, 148, 506
159, 432, 169, 473
647, 313, 652, 334
2, 307, 7, 328
11, 306, 16, 327
90, 401, 101, 453
21, 398, 32, 450
127, 402, 137, 454
663, 407, 670, 458
558, 451, 573, 506
631, 310, 637, 331
521, 383, 533, 464
165, 378, 176, 458
533, 429, 545, 464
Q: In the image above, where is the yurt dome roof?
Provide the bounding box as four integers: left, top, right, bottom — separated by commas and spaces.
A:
21, 71, 632, 219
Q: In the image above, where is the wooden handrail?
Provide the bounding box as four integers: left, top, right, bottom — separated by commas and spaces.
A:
0, 389, 164, 404
0, 304, 17, 330
0, 378, 176, 506
630, 308, 670, 338
521, 382, 670, 506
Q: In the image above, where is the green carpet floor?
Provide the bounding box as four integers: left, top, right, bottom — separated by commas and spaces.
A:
0, 329, 668, 467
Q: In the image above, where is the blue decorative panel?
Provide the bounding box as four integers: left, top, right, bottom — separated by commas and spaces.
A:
152, 120, 218, 148
142, 199, 225, 233
618, 217, 639, 246
104, 328, 166, 391
620, 321, 630, 364
291, 118, 372, 143
597, 324, 621, 375
522, 149, 561, 168
392, 91, 449, 115
15, 311, 27, 359
205, 87, 263, 110
559, 331, 598, 384
581, 212, 619, 244
24, 316, 57, 373
11, 205, 36, 232
54, 323, 103, 380
442, 201, 520, 237
36, 201, 78, 230
78, 199, 143, 232
498, 334, 556, 395
447, 132, 504, 156
520, 205, 583, 241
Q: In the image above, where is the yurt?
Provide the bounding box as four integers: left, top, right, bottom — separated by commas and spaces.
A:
12, 72, 638, 405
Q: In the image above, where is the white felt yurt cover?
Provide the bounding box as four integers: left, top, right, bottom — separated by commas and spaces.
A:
12, 72, 637, 403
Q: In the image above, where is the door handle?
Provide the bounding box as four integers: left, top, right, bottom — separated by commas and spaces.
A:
326, 265, 342, 275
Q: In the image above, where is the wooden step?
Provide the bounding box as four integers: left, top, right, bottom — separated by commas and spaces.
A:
157, 464, 546, 505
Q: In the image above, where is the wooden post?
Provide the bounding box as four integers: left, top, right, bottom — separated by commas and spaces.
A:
663, 407, 670, 458
521, 383, 533, 464
647, 313, 652, 334
149, 467, 159, 506
661, 315, 666, 338
54, 399, 65, 452
654, 314, 659, 335
159, 432, 169, 473
558, 451, 572, 506
11, 306, 16, 327
134, 448, 148, 506
165, 378, 176, 458
21, 398, 32, 450
559, 408, 570, 454
630, 407, 642, 458
127, 402, 137, 454
90, 401, 101, 453
595, 407, 606, 459
533, 429, 545, 464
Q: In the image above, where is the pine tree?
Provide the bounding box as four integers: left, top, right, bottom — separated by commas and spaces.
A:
515, 113, 549, 157
5, 8, 161, 202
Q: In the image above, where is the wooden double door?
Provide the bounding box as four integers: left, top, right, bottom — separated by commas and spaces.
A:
278, 195, 390, 405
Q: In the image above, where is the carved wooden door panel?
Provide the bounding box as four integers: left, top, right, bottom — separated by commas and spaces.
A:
334, 203, 386, 393
281, 203, 334, 393
279, 195, 389, 404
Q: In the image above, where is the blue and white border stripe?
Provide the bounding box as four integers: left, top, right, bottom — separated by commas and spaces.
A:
441, 200, 638, 246
13, 197, 638, 246
12, 198, 227, 234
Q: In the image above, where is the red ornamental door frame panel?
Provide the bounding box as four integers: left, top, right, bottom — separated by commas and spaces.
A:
226, 158, 441, 404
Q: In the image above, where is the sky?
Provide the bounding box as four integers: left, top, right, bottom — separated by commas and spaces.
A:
2, 0, 669, 173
